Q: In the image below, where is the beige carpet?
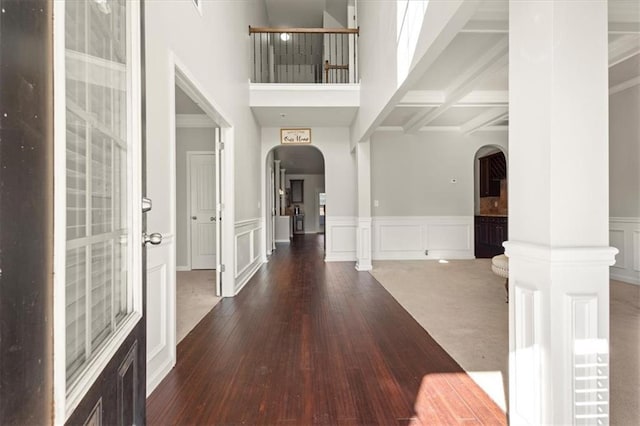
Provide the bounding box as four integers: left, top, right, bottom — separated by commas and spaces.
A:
370, 260, 640, 425
176, 270, 221, 343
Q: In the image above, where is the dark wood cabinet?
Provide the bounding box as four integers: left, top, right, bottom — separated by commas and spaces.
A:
475, 216, 508, 258
479, 152, 506, 197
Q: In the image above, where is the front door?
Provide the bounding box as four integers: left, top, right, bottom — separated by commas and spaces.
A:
55, 0, 147, 424
189, 152, 217, 270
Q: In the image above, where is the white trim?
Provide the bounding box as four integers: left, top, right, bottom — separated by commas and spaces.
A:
609, 217, 640, 285
250, 83, 360, 92
325, 216, 358, 262
53, 1, 68, 421
176, 114, 216, 128
372, 216, 475, 260
176, 266, 191, 272
234, 260, 262, 296
610, 216, 640, 224
504, 241, 618, 265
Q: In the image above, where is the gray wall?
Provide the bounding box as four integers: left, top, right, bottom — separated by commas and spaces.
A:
610, 86, 640, 218
175, 127, 216, 268
371, 131, 508, 216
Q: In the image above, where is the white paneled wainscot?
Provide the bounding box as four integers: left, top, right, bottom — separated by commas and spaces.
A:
235, 218, 264, 294
372, 216, 474, 260
610, 217, 640, 285
324, 216, 358, 262
146, 234, 175, 396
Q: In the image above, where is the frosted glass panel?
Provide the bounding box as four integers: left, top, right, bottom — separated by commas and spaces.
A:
65, 0, 131, 391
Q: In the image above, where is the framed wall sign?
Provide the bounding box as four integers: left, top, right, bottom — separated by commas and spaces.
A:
281, 128, 311, 144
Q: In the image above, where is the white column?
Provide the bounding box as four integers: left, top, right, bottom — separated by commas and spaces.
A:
280, 168, 287, 215
356, 140, 372, 271
274, 160, 281, 217
508, 1, 617, 424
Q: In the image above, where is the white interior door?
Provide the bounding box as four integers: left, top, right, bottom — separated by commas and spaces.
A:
189, 152, 217, 269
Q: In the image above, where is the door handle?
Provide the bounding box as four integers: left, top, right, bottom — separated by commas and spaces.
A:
210, 217, 216, 221
143, 232, 163, 246
192, 216, 197, 220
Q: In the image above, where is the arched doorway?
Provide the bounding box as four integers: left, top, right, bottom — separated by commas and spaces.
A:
264, 145, 326, 255
473, 146, 508, 258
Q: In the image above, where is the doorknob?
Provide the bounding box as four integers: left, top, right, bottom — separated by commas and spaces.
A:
192, 216, 197, 220
210, 217, 215, 221
143, 232, 163, 246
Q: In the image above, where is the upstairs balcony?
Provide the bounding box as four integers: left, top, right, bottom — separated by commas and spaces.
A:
249, 26, 359, 84
249, 26, 360, 127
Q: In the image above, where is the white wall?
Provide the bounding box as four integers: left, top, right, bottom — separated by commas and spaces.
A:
262, 127, 357, 261
609, 85, 640, 284
371, 130, 508, 216
350, 1, 398, 143
144, 0, 267, 395
175, 127, 216, 269
285, 174, 325, 233
610, 86, 640, 218
146, 0, 267, 235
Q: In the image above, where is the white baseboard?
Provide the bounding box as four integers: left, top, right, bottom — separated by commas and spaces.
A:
325, 253, 357, 262
234, 259, 262, 295
176, 266, 190, 272
275, 239, 290, 243
610, 271, 640, 285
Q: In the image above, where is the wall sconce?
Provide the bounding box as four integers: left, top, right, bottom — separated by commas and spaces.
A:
280, 33, 290, 42
278, 188, 284, 196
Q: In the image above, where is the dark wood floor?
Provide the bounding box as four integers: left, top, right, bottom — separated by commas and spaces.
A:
147, 235, 506, 425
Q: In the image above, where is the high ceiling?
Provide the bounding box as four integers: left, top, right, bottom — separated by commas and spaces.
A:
374, 0, 640, 135
265, 0, 326, 28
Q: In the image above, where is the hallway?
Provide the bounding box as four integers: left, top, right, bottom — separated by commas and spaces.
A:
147, 235, 505, 425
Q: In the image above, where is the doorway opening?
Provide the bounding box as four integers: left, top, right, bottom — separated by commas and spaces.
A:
171, 68, 227, 346
264, 145, 326, 255
473, 146, 508, 258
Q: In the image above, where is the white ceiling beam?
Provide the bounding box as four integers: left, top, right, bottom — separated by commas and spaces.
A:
398, 90, 508, 109
608, 22, 640, 35
403, 36, 509, 134
460, 19, 508, 34
610, 76, 640, 96
460, 107, 509, 135
608, 34, 640, 67
398, 90, 445, 106
357, 0, 484, 145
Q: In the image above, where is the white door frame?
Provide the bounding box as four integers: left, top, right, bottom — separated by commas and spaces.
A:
146, 53, 236, 394
185, 151, 216, 271
170, 55, 235, 296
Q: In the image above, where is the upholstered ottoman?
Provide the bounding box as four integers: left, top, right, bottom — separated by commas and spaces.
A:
491, 254, 509, 302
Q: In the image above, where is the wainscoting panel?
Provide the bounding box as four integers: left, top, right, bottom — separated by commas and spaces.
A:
146, 233, 175, 396
325, 216, 357, 262
609, 217, 640, 284
234, 218, 264, 294
372, 217, 474, 260
513, 283, 541, 424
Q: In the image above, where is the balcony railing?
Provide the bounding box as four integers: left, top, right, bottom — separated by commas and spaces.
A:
249, 26, 359, 84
